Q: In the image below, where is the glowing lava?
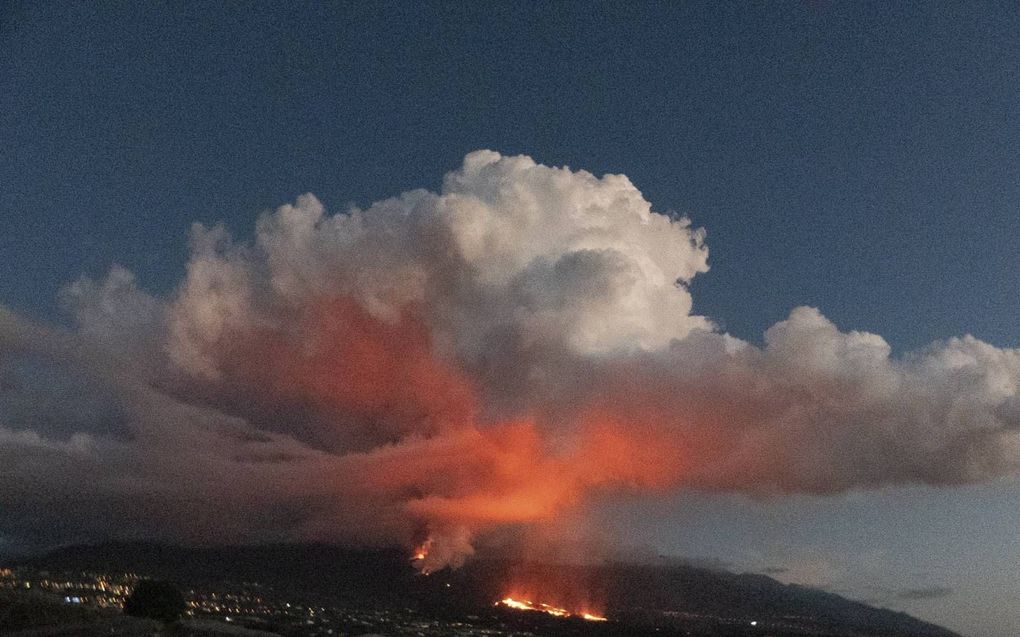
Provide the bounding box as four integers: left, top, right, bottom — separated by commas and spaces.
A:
496, 597, 606, 621
410, 537, 433, 574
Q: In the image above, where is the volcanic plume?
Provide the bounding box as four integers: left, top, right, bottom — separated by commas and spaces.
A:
1, 151, 1019, 571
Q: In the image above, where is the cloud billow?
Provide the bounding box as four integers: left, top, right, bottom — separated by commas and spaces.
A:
1, 151, 1018, 570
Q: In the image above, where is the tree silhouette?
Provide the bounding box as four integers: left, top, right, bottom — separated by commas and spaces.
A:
122, 579, 186, 623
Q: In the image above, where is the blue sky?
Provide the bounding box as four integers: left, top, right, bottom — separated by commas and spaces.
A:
2, 4, 1019, 636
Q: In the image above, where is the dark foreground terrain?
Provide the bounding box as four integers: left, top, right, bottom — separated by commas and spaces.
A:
0, 543, 958, 637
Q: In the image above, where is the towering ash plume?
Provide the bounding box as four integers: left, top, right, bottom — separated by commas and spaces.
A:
1, 151, 1019, 569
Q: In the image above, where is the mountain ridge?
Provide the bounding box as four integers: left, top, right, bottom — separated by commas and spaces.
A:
6, 542, 959, 637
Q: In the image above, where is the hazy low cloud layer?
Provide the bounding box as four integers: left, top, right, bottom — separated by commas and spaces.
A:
896, 587, 954, 601
2, 152, 1019, 569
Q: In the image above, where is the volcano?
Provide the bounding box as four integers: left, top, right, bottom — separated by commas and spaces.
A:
6, 542, 959, 637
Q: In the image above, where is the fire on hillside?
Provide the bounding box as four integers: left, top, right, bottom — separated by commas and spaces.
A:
496, 596, 607, 622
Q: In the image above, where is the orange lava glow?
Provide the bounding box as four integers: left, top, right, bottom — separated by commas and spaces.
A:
496, 597, 606, 622
203, 294, 708, 572
223, 298, 478, 450
410, 537, 433, 574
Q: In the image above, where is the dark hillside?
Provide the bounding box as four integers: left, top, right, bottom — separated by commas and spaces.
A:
10, 543, 958, 637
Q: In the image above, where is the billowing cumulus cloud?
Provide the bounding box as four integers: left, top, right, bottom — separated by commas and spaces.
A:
1, 151, 1018, 570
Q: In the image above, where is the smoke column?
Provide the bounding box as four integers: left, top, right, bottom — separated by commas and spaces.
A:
2, 151, 1019, 570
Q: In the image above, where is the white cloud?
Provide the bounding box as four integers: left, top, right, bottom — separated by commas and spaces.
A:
1, 151, 1018, 569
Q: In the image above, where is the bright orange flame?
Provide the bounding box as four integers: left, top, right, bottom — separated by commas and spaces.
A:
496, 597, 606, 622
410, 537, 433, 574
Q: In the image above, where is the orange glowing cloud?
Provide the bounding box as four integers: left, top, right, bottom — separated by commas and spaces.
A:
7, 150, 1018, 572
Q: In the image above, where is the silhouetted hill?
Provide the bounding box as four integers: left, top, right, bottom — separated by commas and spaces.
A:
8, 542, 959, 637
13, 542, 417, 607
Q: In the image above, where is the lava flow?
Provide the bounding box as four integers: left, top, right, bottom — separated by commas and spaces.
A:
496, 597, 607, 622
410, 538, 433, 575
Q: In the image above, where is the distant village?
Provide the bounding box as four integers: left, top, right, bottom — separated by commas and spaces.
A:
0, 566, 534, 637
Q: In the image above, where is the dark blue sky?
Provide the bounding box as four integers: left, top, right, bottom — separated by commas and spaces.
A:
3, 6, 1020, 636
3, 2, 1018, 351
